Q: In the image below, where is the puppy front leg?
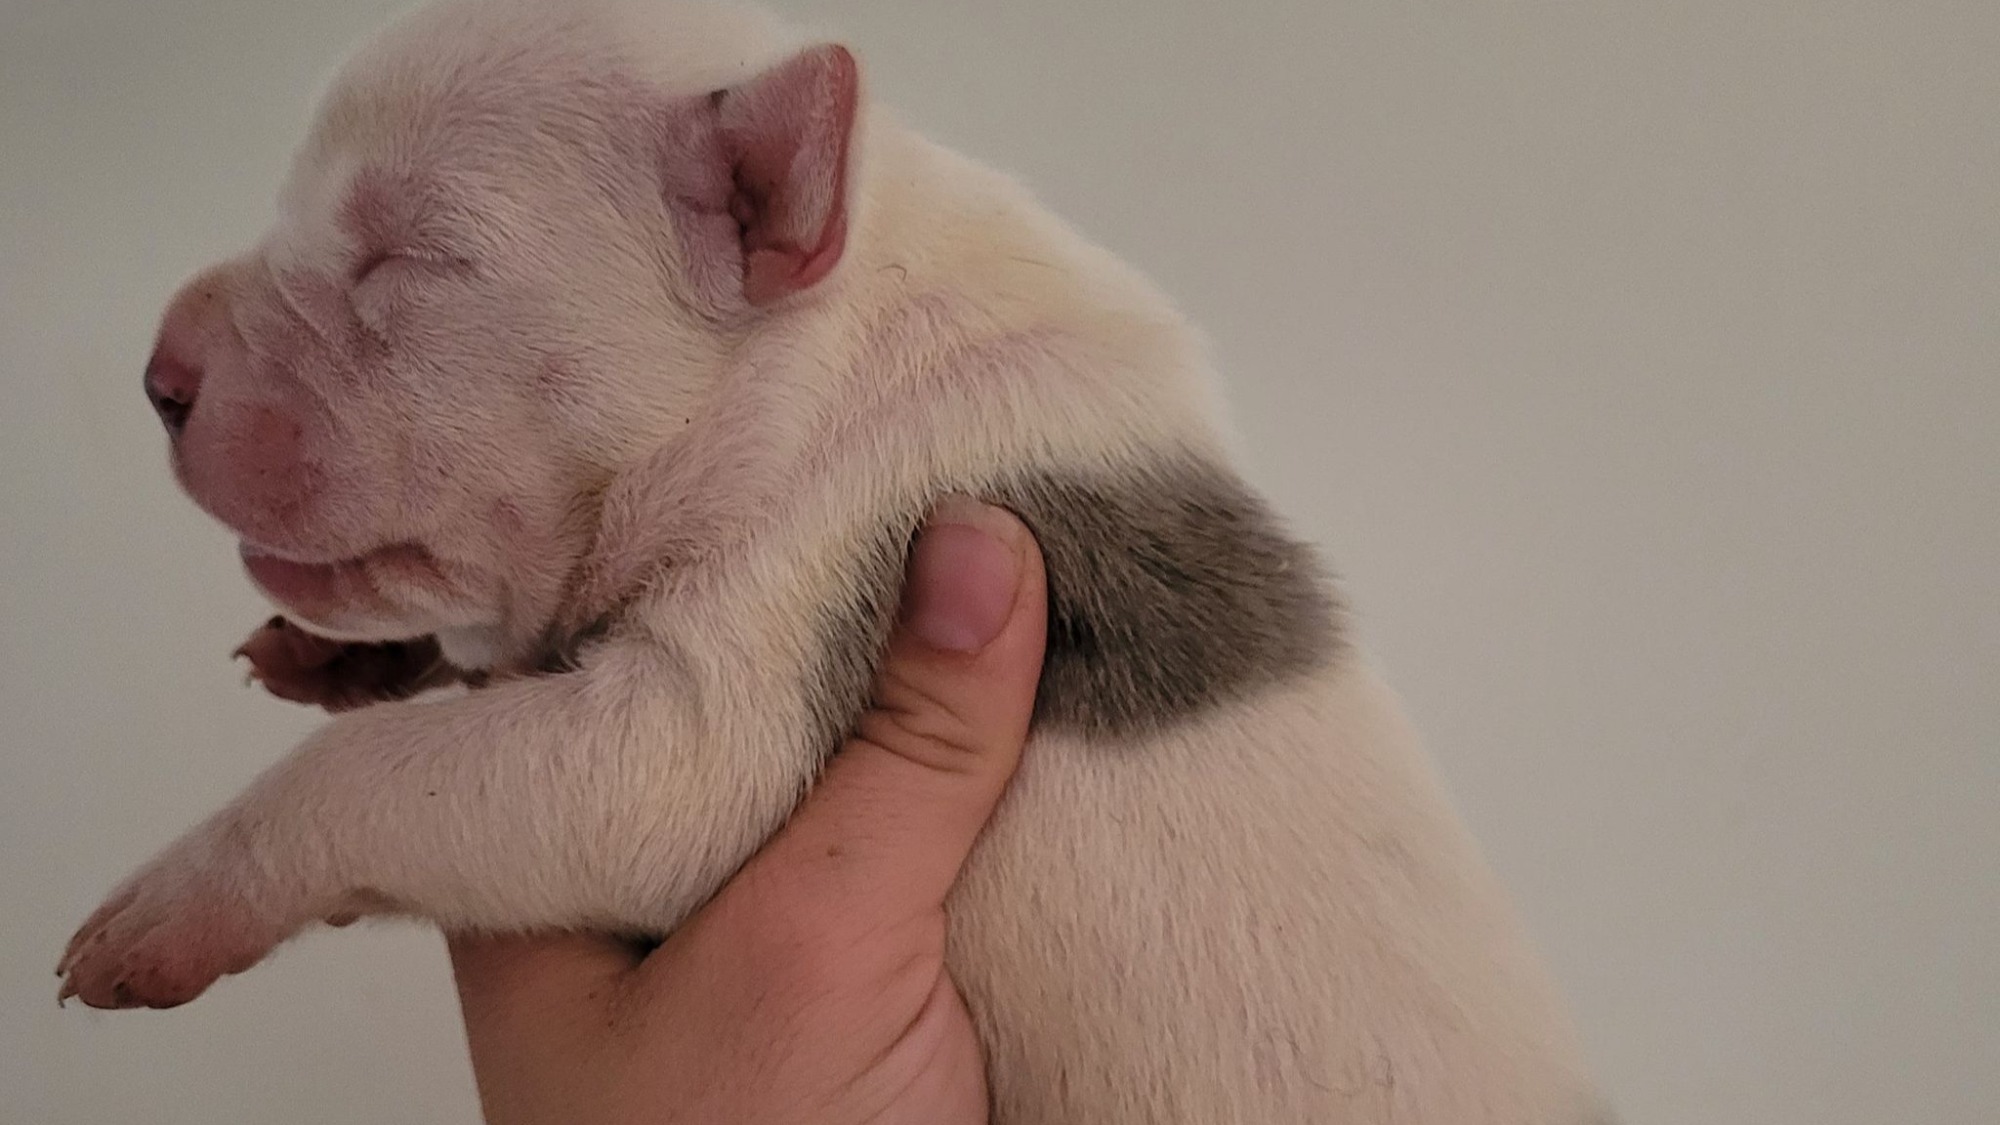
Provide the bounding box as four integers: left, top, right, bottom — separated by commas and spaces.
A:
59, 639, 805, 1009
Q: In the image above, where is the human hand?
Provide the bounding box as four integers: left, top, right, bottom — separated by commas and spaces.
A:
449, 498, 1047, 1124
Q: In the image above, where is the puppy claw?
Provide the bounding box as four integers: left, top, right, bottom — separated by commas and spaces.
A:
58, 836, 299, 1013
234, 616, 457, 711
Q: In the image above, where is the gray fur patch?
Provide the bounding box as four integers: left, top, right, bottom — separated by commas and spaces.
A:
997, 458, 1345, 739
807, 454, 1346, 750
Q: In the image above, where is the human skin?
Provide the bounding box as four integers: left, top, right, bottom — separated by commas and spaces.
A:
449, 499, 1046, 1125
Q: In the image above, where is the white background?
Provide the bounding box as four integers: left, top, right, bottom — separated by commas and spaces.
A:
3, 1, 1995, 1122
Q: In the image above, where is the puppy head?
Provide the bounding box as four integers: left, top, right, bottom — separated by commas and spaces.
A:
142, 0, 860, 653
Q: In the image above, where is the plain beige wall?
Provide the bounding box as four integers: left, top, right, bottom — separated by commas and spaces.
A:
4, 1, 1995, 1121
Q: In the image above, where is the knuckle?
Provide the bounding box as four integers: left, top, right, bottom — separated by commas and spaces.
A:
852, 696, 983, 775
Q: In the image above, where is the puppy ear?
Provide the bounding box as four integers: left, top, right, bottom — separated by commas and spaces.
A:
665, 44, 859, 311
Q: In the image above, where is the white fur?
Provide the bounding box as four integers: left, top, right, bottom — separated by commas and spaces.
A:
69, 2, 1600, 1120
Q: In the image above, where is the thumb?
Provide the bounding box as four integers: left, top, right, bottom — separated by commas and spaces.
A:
746, 496, 1047, 916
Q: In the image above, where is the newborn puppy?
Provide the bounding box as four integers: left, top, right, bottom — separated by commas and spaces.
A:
62, 1, 1604, 1120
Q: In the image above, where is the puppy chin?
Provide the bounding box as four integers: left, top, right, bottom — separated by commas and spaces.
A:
239, 542, 443, 642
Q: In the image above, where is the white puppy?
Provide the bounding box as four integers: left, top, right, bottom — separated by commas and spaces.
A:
61, 1, 1605, 1120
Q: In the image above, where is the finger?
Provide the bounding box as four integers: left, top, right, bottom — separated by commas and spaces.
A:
447, 929, 641, 1034
746, 496, 1047, 917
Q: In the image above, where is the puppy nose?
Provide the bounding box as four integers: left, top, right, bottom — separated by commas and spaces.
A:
144, 350, 202, 436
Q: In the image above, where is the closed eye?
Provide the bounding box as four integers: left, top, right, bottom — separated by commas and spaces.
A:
352, 249, 405, 286
351, 248, 470, 287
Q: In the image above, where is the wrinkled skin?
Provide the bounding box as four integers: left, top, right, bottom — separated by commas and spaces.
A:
144, 4, 803, 669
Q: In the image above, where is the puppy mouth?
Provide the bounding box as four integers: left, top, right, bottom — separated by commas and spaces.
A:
238, 541, 438, 622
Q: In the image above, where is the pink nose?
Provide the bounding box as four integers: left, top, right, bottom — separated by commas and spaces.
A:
144, 348, 202, 436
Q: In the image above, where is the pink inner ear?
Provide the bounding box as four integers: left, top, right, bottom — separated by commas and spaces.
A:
715, 44, 858, 306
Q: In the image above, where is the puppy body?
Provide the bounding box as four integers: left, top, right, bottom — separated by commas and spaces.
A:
66, 2, 1601, 1120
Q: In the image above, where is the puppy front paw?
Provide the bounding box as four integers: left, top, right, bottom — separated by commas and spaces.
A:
235, 615, 456, 712
57, 829, 299, 1010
